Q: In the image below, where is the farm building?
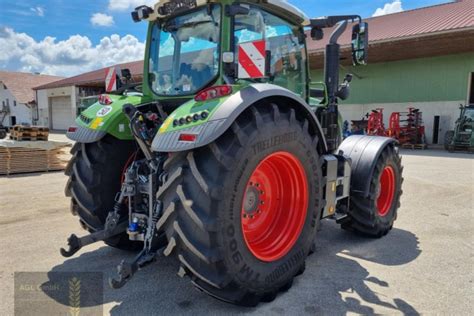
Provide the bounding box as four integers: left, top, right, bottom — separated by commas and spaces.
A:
309, 0, 474, 144
33, 60, 142, 130
0, 71, 62, 127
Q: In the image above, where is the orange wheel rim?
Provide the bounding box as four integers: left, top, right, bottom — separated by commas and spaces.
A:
241, 152, 308, 262
377, 166, 396, 217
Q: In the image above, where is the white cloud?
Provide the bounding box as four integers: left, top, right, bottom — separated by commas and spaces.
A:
0, 27, 145, 77
108, 0, 156, 11
91, 13, 115, 27
30, 6, 45, 17
373, 1, 404, 17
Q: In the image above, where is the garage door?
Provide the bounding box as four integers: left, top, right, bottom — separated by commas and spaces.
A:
51, 96, 73, 131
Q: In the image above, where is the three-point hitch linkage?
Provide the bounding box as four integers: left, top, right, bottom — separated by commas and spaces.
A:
61, 104, 168, 288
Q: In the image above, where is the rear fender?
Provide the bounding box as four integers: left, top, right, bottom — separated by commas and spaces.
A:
338, 135, 397, 197
152, 83, 328, 152
67, 94, 147, 143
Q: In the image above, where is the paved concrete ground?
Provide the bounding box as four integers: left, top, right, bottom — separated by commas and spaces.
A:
48, 131, 73, 144
0, 149, 472, 315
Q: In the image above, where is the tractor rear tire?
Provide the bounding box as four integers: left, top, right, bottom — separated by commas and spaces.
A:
65, 135, 142, 250
156, 104, 322, 306
342, 144, 403, 238
444, 130, 454, 151
0, 129, 6, 140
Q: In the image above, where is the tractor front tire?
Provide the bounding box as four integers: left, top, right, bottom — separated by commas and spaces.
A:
342, 144, 403, 237
65, 135, 142, 250
444, 130, 454, 151
156, 104, 322, 306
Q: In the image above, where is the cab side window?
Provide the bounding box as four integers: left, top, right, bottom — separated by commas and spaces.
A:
234, 7, 307, 98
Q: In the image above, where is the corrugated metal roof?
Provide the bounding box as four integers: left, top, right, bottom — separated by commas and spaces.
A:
34, 60, 143, 90
308, 0, 474, 52
0, 71, 63, 104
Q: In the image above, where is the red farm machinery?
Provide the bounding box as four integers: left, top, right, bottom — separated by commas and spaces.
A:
388, 107, 426, 148
360, 107, 426, 148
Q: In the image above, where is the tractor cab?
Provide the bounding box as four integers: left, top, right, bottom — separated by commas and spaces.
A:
132, 0, 312, 103
129, 0, 368, 150
131, 1, 367, 107
457, 104, 474, 139
461, 105, 474, 122
444, 104, 474, 152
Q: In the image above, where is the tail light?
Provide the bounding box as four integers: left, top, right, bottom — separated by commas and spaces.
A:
98, 94, 113, 105
194, 85, 232, 102
68, 127, 77, 133
178, 133, 197, 142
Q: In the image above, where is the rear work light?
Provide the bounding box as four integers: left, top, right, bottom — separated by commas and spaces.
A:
178, 133, 198, 142
194, 85, 232, 102
98, 94, 113, 105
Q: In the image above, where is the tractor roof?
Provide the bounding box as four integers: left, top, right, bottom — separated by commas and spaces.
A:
264, 0, 310, 25
148, 0, 310, 25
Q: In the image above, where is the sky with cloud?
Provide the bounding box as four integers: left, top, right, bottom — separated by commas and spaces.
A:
0, 0, 450, 77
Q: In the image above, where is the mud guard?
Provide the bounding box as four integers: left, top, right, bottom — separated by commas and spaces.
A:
338, 135, 397, 198
66, 94, 147, 143
67, 126, 107, 143
151, 83, 328, 153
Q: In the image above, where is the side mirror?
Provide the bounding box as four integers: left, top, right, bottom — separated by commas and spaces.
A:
311, 27, 324, 41
352, 22, 368, 66
122, 69, 132, 81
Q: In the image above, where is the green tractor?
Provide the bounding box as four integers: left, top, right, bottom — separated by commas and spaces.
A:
444, 104, 474, 152
62, 0, 403, 306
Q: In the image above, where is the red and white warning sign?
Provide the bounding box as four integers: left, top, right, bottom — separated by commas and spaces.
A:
238, 40, 267, 79
105, 66, 120, 92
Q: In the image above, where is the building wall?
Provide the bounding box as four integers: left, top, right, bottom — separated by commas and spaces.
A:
0, 83, 32, 127
72, 87, 79, 118
36, 89, 49, 127
310, 52, 474, 144
36, 86, 76, 129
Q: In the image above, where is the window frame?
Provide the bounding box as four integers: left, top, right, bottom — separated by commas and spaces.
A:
148, 4, 223, 98
232, 4, 309, 99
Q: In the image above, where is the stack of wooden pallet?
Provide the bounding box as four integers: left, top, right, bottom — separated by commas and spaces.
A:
10, 125, 50, 141
401, 143, 427, 150
0, 141, 71, 176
